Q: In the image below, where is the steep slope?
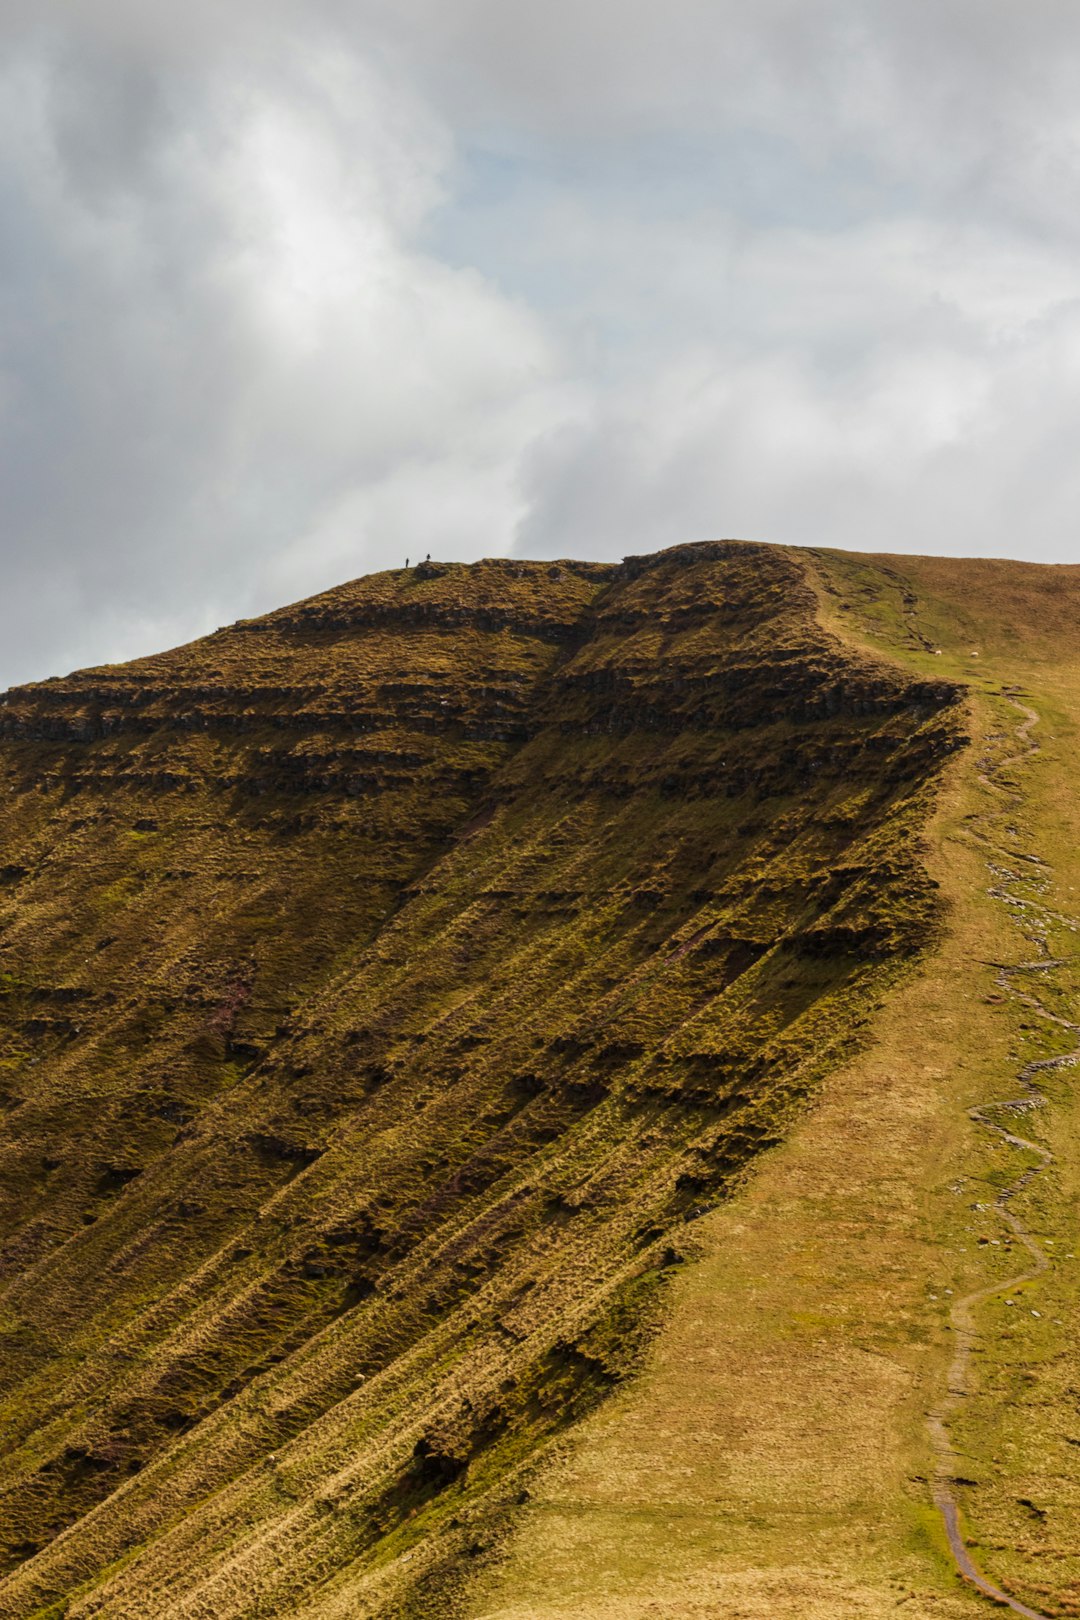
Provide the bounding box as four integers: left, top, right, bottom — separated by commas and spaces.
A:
471, 549, 1080, 1620
0, 543, 962, 1618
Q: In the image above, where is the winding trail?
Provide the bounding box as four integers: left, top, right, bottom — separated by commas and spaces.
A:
927, 695, 1080, 1617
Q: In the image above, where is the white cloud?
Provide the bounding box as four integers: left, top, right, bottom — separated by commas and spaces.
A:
515, 210, 1080, 560
3, 2, 1080, 686
0, 10, 573, 684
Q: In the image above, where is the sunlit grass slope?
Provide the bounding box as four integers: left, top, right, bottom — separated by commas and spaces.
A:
0, 543, 963, 1617
471, 547, 1080, 1620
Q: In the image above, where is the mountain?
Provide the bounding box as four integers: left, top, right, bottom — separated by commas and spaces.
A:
0, 540, 1075, 1619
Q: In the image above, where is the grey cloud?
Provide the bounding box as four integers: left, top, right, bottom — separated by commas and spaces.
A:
3, 3, 1080, 688
0, 9, 565, 686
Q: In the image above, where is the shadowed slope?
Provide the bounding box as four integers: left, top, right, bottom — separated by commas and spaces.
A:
0, 543, 961, 1617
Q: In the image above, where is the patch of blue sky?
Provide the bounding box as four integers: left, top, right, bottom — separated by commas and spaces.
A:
418, 127, 919, 387
423, 124, 916, 285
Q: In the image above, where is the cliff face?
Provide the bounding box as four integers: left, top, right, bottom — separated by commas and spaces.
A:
0, 542, 962, 1617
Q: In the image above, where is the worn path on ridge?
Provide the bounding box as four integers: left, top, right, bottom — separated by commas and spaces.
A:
927, 695, 1080, 1619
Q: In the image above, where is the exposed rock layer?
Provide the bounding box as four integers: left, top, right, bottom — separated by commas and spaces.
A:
0, 542, 962, 1617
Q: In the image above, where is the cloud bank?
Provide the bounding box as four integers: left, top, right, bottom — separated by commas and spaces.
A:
2, 2, 1080, 684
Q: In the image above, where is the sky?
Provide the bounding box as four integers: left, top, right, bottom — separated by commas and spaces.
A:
3, 1, 1080, 686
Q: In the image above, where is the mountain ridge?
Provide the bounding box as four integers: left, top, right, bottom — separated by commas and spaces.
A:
0, 540, 978, 1615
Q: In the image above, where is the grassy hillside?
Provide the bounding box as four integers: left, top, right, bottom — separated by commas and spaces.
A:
0, 541, 964, 1618
470, 547, 1080, 1620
